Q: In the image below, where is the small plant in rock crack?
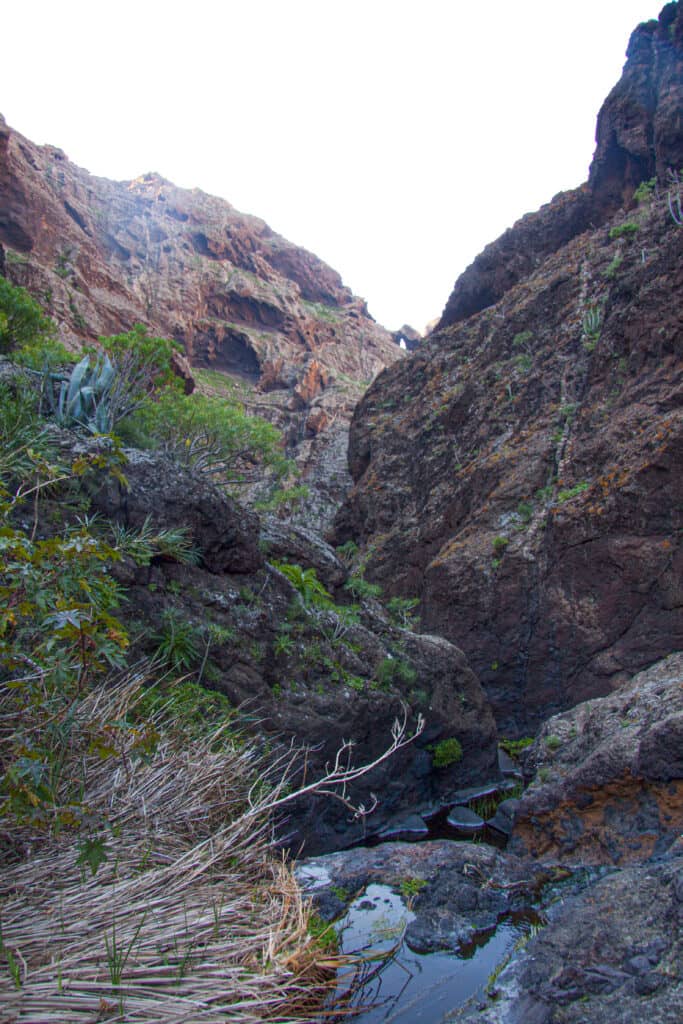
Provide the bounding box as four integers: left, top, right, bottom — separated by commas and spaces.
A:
153, 610, 202, 671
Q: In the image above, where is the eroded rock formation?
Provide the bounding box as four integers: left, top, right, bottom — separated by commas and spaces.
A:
335, 2, 683, 732
0, 114, 403, 525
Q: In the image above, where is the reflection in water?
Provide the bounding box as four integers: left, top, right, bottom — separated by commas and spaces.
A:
333, 884, 522, 1023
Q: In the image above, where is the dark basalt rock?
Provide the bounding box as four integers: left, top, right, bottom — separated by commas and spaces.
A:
438, 3, 683, 331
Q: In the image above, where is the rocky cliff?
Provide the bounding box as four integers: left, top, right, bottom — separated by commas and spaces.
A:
0, 115, 402, 524
335, 1, 683, 734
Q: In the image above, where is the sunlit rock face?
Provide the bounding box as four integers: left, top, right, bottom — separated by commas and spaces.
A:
0, 113, 403, 526
334, 2, 683, 733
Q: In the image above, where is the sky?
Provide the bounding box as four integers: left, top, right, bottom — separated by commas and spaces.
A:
0, 1, 668, 331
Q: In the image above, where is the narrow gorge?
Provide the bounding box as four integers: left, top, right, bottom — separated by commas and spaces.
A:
0, 4, 681, 1023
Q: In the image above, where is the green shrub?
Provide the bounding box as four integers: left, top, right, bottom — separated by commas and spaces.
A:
345, 574, 383, 601
0, 277, 56, 355
386, 595, 420, 629
152, 610, 202, 671
609, 222, 639, 240
492, 536, 509, 554
499, 736, 534, 758
431, 737, 463, 768
633, 178, 656, 205
375, 656, 417, 689
120, 388, 290, 487
604, 253, 623, 280
273, 562, 333, 609
557, 481, 589, 502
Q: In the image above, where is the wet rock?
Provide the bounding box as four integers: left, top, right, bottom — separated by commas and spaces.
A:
446, 806, 485, 831
379, 812, 429, 841
510, 653, 683, 865
487, 798, 521, 838
296, 840, 550, 954
451, 848, 683, 1024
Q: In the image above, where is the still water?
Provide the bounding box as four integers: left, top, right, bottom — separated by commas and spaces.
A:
333, 883, 522, 1023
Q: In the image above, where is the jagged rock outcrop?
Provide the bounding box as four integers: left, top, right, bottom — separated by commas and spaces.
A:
508, 653, 683, 865
0, 114, 403, 526
335, 2, 683, 733
453, 845, 683, 1024
437, 2, 683, 331
83, 442, 498, 854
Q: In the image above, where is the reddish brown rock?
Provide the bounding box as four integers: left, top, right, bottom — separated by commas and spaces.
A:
437, 4, 683, 331
0, 112, 401, 523
335, 4, 683, 731
509, 654, 683, 866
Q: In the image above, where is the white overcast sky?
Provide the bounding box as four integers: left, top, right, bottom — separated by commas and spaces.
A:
0, 1, 667, 331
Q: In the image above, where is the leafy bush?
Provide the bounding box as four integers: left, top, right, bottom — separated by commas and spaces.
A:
273, 562, 333, 609
431, 737, 463, 768
375, 656, 417, 690
0, 276, 56, 355
557, 481, 589, 502
609, 222, 639, 240
120, 387, 291, 487
633, 178, 656, 205
152, 610, 202, 671
345, 573, 382, 601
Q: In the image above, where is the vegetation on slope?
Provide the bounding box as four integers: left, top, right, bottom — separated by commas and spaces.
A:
0, 282, 349, 1020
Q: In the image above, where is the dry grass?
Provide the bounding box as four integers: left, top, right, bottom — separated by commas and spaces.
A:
0, 678, 345, 1022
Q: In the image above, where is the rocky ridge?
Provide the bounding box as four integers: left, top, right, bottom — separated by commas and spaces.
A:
335, 1, 683, 733
0, 114, 402, 525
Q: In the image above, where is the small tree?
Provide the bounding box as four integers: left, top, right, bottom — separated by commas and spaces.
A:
0, 277, 56, 354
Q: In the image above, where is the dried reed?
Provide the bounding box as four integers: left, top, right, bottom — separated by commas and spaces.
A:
0, 676, 347, 1022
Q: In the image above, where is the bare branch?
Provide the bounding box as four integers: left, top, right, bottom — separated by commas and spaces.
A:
243, 705, 425, 821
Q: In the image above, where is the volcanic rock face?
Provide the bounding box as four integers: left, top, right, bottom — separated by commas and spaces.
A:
437, 2, 683, 331
509, 653, 683, 866
0, 113, 402, 524
335, 2, 683, 733
81, 439, 498, 855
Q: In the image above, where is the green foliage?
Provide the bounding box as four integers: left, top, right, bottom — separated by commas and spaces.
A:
604, 253, 623, 280
134, 680, 235, 740
335, 539, 359, 567
399, 877, 427, 899
254, 483, 309, 516
109, 517, 198, 567
274, 632, 295, 657
633, 178, 656, 205
0, 276, 56, 355
152, 610, 202, 671
512, 330, 533, 350
544, 734, 562, 752
609, 222, 639, 240
386, 595, 420, 629
516, 502, 534, 525
345, 573, 382, 601
557, 481, 589, 502
492, 536, 509, 554
499, 736, 534, 758
44, 352, 117, 433
120, 387, 290, 488
307, 912, 339, 954
375, 656, 417, 690
76, 835, 110, 877
515, 353, 533, 372
273, 562, 333, 609
431, 737, 463, 768
582, 306, 601, 342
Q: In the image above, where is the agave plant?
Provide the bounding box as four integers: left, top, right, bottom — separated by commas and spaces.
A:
45, 352, 116, 433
